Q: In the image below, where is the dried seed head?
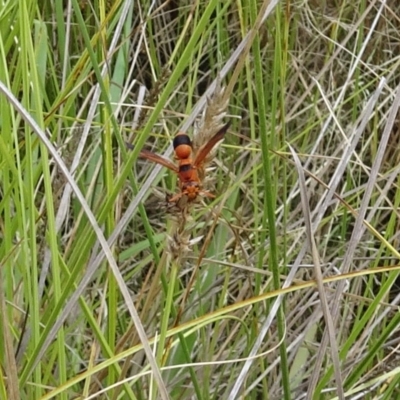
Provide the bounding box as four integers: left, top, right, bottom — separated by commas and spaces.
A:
193, 77, 229, 151
168, 230, 191, 261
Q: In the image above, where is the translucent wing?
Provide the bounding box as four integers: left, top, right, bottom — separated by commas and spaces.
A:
139, 149, 179, 173
193, 122, 230, 167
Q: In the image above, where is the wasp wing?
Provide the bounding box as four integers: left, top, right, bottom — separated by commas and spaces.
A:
139, 149, 179, 173
193, 122, 230, 167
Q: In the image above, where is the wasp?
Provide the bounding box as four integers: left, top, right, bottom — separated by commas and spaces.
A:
136, 123, 230, 203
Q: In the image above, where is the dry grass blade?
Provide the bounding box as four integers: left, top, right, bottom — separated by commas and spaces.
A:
289, 145, 345, 400
298, 78, 386, 398
301, 0, 386, 168
310, 82, 400, 397
333, 82, 400, 290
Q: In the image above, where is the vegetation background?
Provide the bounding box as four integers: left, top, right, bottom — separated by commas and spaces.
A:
1, 0, 400, 399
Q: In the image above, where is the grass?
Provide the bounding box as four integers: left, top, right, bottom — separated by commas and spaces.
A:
1, 0, 400, 399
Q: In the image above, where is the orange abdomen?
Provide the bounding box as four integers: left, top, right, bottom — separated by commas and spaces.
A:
178, 159, 199, 183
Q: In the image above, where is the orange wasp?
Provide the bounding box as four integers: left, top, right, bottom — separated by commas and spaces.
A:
137, 122, 230, 203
